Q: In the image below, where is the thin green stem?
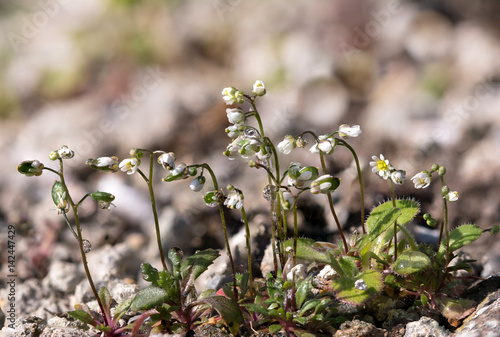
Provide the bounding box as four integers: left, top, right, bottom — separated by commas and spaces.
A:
338, 139, 366, 234
202, 163, 238, 301
57, 159, 108, 326
137, 154, 168, 270
319, 152, 349, 254
240, 206, 253, 283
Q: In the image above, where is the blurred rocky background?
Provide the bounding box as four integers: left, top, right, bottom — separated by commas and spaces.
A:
1, 0, 500, 331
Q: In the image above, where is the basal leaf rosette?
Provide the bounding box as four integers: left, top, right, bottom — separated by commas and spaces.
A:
331, 270, 384, 305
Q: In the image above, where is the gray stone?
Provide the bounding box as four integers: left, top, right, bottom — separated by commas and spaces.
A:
404, 316, 451, 337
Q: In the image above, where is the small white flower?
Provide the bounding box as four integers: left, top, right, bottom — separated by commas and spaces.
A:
119, 158, 140, 175
338, 124, 362, 138
252, 80, 266, 96
309, 135, 336, 154
224, 191, 244, 210
354, 279, 368, 291
157, 152, 175, 170
225, 123, 246, 138
226, 108, 245, 124
411, 171, 432, 189
57, 145, 75, 159
369, 154, 392, 180
221, 87, 244, 105
277, 135, 296, 155
86, 156, 119, 172
391, 170, 406, 185
281, 191, 296, 210
447, 191, 459, 202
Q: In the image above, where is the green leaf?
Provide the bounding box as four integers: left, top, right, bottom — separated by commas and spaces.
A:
197, 296, 244, 335
269, 324, 283, 334
98, 287, 112, 313
113, 298, 132, 321
283, 238, 344, 276
140, 263, 160, 287
158, 269, 179, 303
67, 309, 95, 326
331, 270, 383, 305
130, 286, 169, 311
168, 247, 184, 278
393, 250, 431, 276
364, 199, 420, 248
180, 249, 220, 282
338, 256, 359, 278
299, 299, 321, 316
438, 224, 483, 259
295, 278, 312, 309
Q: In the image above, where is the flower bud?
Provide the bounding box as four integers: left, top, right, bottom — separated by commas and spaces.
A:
17, 160, 44, 177
130, 148, 144, 159
295, 137, 307, 148
49, 151, 59, 161
426, 218, 437, 227
163, 163, 188, 182
277, 135, 296, 155
57, 145, 74, 159
188, 166, 198, 177
490, 225, 499, 236
86, 157, 119, 173
438, 166, 446, 176
90, 191, 115, 209
441, 186, 450, 196
423, 213, 432, 221
252, 80, 266, 96
51, 181, 69, 214
157, 152, 175, 170
189, 176, 206, 192
390, 170, 406, 185
310, 175, 341, 194
430, 163, 439, 172
338, 124, 362, 138
226, 108, 245, 124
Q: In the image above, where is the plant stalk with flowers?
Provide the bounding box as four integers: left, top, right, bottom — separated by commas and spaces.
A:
17, 80, 500, 336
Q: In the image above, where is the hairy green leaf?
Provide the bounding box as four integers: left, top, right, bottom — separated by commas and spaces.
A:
140, 263, 160, 287
393, 250, 431, 276
130, 286, 168, 311
438, 224, 483, 259
180, 249, 220, 282
332, 270, 383, 305
67, 309, 95, 326
197, 296, 244, 335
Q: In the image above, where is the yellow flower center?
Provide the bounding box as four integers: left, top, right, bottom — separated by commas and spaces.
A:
377, 160, 389, 171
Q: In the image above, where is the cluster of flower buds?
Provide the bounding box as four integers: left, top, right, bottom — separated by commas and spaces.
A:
277, 124, 361, 156
49, 145, 75, 160
411, 164, 458, 202
221, 81, 273, 166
